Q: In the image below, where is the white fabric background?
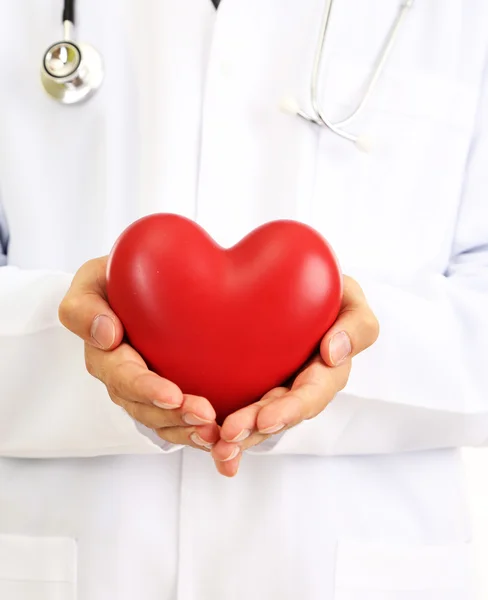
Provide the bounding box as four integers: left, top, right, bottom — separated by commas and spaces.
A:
463, 449, 488, 599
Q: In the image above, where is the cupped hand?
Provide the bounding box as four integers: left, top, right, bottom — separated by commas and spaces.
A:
58, 257, 219, 451
212, 276, 379, 477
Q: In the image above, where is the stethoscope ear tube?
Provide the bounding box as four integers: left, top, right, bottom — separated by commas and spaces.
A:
280, 0, 415, 152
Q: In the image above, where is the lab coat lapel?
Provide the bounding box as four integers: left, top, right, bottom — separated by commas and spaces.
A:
195, 0, 324, 247
122, 0, 216, 222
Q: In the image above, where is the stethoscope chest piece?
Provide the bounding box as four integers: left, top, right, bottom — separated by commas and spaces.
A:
41, 39, 103, 105
41, 2, 104, 106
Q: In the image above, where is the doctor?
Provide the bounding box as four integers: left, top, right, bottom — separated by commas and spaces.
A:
0, 1, 487, 599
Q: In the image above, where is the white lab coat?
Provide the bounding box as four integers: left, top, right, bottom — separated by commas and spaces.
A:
0, 1, 487, 599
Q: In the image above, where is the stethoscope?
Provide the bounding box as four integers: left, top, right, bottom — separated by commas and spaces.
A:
41, 0, 103, 105
280, 0, 415, 151
41, 0, 414, 151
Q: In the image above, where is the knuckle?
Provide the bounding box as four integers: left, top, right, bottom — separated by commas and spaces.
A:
364, 312, 380, 343
130, 368, 152, 396
101, 353, 151, 405
105, 378, 122, 402
105, 381, 118, 401
78, 258, 103, 282
117, 343, 140, 363
58, 295, 81, 327
125, 402, 152, 428
256, 391, 280, 406
304, 403, 323, 422
295, 408, 308, 424
344, 275, 364, 298
84, 257, 101, 271
108, 392, 124, 409
57, 302, 68, 327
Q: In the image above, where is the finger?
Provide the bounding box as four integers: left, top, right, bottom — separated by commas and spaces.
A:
117, 394, 218, 430
117, 398, 187, 429
59, 257, 124, 350
212, 428, 273, 461
320, 276, 379, 367
86, 343, 218, 428
215, 451, 242, 478
156, 422, 220, 450
211, 439, 242, 462
179, 395, 217, 426
85, 343, 183, 409
256, 357, 351, 432
219, 387, 288, 443
213, 388, 287, 462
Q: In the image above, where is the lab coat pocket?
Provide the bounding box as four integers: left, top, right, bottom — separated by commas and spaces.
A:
333, 539, 475, 600
0, 534, 77, 600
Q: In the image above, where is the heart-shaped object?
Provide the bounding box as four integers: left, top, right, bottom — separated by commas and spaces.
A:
106, 214, 342, 423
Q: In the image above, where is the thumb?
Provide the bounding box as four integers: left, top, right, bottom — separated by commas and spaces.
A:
320, 276, 379, 367
58, 256, 124, 350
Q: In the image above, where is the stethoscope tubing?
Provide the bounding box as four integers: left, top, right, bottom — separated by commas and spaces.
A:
41, 0, 414, 150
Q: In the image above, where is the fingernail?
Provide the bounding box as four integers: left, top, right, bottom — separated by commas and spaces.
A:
153, 399, 182, 410
190, 433, 214, 450
220, 447, 240, 462
226, 429, 251, 443
329, 331, 352, 366
259, 423, 285, 435
91, 315, 116, 349
183, 413, 214, 426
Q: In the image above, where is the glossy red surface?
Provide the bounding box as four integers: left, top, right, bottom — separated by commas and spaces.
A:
106, 214, 343, 423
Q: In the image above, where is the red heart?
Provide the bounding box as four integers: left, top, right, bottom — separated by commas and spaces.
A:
106, 214, 342, 423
